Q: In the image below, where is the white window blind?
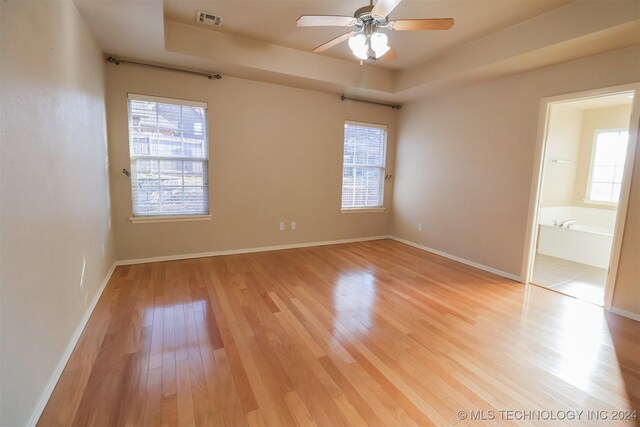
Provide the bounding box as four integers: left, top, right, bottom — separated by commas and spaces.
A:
341, 121, 387, 209
127, 94, 209, 217
588, 130, 628, 203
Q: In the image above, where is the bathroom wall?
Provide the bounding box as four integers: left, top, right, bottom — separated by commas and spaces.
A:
539, 105, 583, 207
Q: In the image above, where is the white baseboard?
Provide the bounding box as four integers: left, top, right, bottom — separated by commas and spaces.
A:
116, 235, 391, 266
609, 307, 640, 322
389, 236, 522, 282
116, 235, 521, 284
27, 262, 117, 427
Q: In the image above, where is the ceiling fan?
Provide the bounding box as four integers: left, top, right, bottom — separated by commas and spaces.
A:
297, 0, 454, 62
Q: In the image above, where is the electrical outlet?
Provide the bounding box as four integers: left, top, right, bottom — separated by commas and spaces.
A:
291, 222, 296, 230
418, 223, 423, 231
279, 222, 285, 231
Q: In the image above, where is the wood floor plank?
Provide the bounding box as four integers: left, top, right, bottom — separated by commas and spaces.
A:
213, 347, 248, 427
176, 358, 195, 427
38, 240, 640, 426
143, 367, 162, 427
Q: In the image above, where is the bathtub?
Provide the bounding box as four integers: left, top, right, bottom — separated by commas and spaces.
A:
537, 207, 615, 269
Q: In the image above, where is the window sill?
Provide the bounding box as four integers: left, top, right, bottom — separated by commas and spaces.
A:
582, 199, 618, 207
340, 208, 386, 214
129, 214, 212, 224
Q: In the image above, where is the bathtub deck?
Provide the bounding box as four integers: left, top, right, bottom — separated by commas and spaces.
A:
532, 254, 607, 305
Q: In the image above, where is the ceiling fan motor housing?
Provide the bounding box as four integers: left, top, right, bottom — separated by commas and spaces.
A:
354, 5, 387, 26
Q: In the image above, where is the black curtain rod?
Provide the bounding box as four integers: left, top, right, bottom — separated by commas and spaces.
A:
341, 95, 401, 110
106, 56, 222, 80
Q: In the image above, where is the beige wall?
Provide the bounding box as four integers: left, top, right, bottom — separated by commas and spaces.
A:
573, 104, 633, 209
0, 1, 114, 426
106, 66, 397, 261
540, 105, 583, 207
391, 46, 640, 310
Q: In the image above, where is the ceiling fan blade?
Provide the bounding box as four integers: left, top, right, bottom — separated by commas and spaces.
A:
297, 15, 357, 27
371, 0, 403, 18
389, 18, 454, 31
380, 47, 397, 62
313, 32, 354, 52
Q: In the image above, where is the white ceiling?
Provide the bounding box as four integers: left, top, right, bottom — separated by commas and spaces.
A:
74, 0, 640, 102
163, 0, 571, 70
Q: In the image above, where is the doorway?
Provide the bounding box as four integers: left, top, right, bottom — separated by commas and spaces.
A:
524, 85, 639, 307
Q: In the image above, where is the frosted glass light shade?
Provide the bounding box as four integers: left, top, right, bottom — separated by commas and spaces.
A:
370, 32, 390, 58
348, 33, 368, 60
348, 31, 390, 60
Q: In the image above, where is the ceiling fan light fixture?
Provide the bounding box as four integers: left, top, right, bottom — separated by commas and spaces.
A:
299, 0, 455, 62
349, 31, 389, 60
348, 33, 369, 60
370, 32, 390, 58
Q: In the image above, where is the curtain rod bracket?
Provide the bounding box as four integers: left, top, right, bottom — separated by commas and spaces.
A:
341, 95, 401, 110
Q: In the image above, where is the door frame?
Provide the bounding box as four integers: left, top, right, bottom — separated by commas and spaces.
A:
521, 83, 640, 310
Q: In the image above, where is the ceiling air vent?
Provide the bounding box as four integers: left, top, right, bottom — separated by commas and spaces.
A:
196, 10, 222, 27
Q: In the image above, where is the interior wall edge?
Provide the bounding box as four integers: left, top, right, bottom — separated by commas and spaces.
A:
26, 263, 118, 427
389, 236, 522, 282
115, 235, 392, 266
116, 233, 523, 284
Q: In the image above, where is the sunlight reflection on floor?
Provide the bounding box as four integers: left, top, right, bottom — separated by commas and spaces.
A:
333, 270, 378, 335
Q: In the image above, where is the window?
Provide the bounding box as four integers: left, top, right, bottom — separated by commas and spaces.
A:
587, 129, 629, 203
341, 121, 387, 209
127, 94, 209, 217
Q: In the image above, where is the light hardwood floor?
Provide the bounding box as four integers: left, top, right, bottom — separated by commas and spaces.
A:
38, 240, 639, 426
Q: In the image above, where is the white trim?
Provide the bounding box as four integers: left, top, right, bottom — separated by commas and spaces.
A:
127, 92, 207, 109
116, 236, 391, 265
127, 94, 210, 218
340, 208, 386, 213
521, 96, 551, 284
605, 87, 640, 310
27, 263, 117, 427
389, 236, 522, 282
342, 121, 388, 210
610, 307, 640, 323
130, 214, 212, 224
117, 234, 521, 281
